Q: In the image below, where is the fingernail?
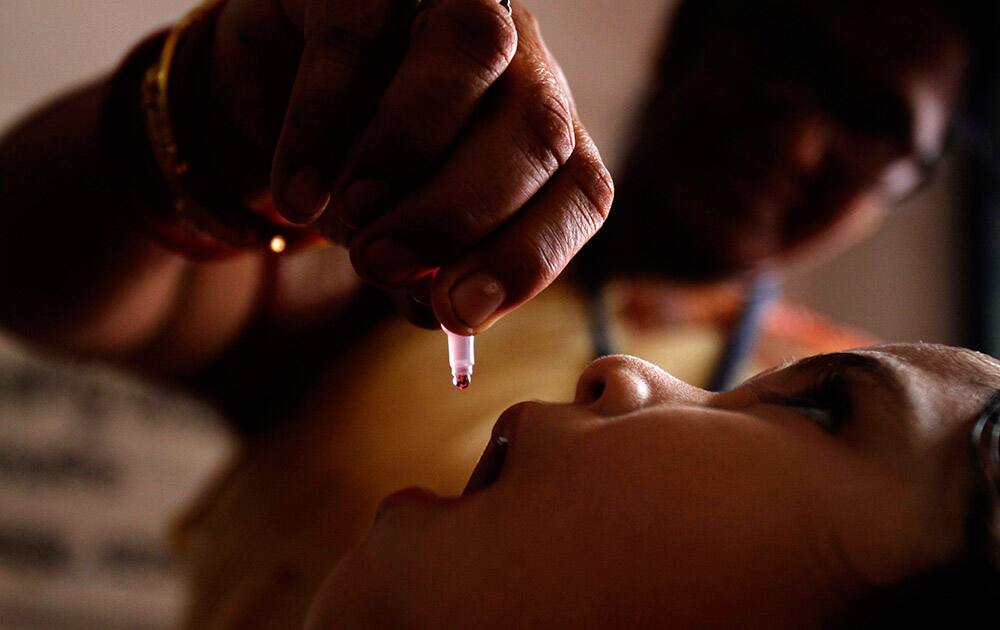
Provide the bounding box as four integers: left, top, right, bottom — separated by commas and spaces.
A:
281, 168, 329, 224
450, 272, 505, 329
341, 178, 392, 228
362, 237, 424, 284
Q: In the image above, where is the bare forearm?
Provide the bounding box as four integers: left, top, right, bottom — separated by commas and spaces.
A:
0, 77, 263, 370
1, 80, 172, 345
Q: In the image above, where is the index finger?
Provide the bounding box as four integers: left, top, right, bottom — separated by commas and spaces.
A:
431, 122, 613, 334
270, 0, 418, 224
326, 0, 518, 232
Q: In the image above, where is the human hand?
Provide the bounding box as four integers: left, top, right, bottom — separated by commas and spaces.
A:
202, 0, 612, 332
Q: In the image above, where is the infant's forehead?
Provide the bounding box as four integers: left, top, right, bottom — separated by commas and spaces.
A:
864, 343, 1000, 385
852, 345, 1000, 425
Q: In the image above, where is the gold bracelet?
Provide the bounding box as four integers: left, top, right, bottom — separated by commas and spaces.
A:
142, 0, 317, 255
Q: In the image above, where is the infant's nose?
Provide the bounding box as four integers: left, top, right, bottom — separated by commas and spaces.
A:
574, 355, 709, 416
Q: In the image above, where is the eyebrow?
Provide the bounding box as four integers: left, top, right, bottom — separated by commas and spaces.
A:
764, 351, 907, 393
816, 351, 913, 392
751, 351, 915, 414
821, 354, 931, 432
796, 352, 903, 384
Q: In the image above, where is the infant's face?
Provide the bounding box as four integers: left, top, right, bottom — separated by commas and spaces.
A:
309, 344, 999, 628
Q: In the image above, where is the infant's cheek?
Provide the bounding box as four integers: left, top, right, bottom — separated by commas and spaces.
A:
314, 542, 424, 630
825, 476, 926, 588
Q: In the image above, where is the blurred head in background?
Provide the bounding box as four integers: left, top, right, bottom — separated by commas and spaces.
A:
605, 0, 970, 280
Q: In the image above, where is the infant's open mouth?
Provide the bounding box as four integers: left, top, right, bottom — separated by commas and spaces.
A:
463, 434, 509, 495
375, 408, 517, 521
464, 402, 528, 495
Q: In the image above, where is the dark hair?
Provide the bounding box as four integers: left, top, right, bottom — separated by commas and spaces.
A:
580, 0, 981, 284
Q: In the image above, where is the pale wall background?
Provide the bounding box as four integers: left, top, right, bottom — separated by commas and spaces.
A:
0, 0, 962, 343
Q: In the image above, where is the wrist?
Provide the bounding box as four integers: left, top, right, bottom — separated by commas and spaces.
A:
137, 0, 322, 257
193, 0, 301, 216
192, 3, 271, 209
100, 29, 187, 247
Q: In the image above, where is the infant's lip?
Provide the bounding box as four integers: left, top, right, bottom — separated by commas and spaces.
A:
375, 486, 441, 521
462, 435, 508, 496
462, 402, 527, 496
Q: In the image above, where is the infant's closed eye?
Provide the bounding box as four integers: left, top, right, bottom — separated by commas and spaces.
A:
780, 372, 853, 432
748, 369, 854, 433
783, 397, 840, 431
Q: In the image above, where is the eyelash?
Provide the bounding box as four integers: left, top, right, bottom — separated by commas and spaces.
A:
778, 371, 853, 432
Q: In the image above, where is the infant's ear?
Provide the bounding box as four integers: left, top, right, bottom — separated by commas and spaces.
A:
969, 392, 1000, 564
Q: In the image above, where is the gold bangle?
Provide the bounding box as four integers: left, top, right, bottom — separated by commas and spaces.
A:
144, 0, 222, 182
142, 0, 316, 255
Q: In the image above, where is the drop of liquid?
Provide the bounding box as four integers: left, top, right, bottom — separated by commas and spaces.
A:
453, 374, 471, 390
